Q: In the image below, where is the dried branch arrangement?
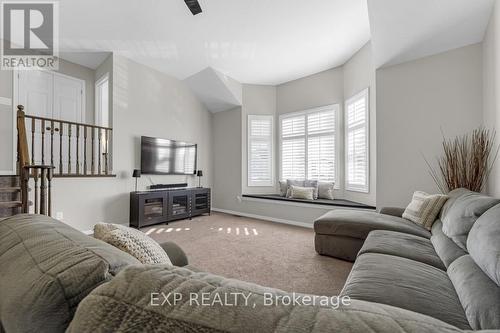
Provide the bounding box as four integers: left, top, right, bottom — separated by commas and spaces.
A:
425, 128, 499, 193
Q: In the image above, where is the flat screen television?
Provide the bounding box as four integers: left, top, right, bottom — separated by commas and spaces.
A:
141, 136, 197, 175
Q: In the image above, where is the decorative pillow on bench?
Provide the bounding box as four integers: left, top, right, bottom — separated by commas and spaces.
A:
402, 191, 449, 230
280, 179, 334, 200
288, 185, 315, 200
94, 223, 172, 265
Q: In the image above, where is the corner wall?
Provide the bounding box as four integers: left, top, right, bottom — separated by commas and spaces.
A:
377, 44, 483, 207
483, 0, 500, 197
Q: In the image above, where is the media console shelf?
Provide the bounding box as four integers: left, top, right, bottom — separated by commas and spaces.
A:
130, 187, 210, 228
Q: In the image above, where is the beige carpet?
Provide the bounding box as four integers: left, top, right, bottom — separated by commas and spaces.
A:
143, 212, 352, 296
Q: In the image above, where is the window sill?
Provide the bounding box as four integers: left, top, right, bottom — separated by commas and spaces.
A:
241, 194, 375, 210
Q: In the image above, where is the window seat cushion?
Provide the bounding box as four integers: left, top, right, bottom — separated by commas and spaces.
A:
242, 194, 375, 210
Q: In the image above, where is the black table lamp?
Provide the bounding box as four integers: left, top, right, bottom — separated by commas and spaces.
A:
133, 169, 141, 192
196, 170, 203, 188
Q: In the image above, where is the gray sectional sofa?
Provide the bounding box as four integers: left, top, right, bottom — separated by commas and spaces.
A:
314, 188, 500, 330
0, 187, 498, 332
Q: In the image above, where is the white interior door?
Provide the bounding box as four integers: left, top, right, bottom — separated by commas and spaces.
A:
17, 71, 54, 165
53, 74, 85, 174
17, 70, 85, 173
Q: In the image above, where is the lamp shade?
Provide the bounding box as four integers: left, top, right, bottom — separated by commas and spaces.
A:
132, 169, 141, 178
196, 170, 203, 177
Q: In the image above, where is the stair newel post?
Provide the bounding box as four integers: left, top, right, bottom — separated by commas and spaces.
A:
33, 168, 39, 214
40, 168, 47, 215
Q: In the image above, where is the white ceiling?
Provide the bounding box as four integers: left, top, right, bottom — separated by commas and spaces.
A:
58, 0, 371, 85
368, 0, 495, 69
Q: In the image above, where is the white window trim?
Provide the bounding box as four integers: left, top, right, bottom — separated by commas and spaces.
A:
278, 104, 340, 187
345, 88, 369, 193
247, 114, 275, 187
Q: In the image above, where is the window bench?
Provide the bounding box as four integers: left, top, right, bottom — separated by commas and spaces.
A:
241, 194, 375, 210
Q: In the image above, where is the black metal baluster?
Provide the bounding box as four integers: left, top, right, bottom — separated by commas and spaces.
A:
91, 128, 95, 175
41, 119, 45, 165
104, 129, 109, 175
76, 125, 80, 174
59, 122, 63, 175
98, 128, 102, 175
68, 124, 72, 174
83, 125, 87, 175
31, 118, 35, 165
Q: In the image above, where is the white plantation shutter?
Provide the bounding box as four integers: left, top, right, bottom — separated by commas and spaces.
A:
248, 115, 274, 186
345, 89, 369, 192
280, 106, 338, 182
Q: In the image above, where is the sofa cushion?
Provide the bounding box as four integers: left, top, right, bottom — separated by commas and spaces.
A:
431, 220, 467, 268
467, 203, 500, 286
340, 253, 470, 329
314, 210, 431, 239
68, 265, 464, 333
0, 214, 140, 333
441, 190, 500, 250
358, 230, 445, 270
448, 255, 500, 330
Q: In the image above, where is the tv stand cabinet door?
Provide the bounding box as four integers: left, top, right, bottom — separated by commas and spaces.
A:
167, 190, 191, 221
191, 188, 211, 216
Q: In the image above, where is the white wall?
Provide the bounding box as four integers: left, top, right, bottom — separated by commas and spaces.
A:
377, 44, 484, 208
483, 0, 500, 197
241, 84, 277, 195
343, 43, 376, 206
276, 67, 344, 115
9, 55, 213, 231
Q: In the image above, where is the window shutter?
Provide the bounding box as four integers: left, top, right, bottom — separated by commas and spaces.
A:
280, 106, 337, 183
248, 115, 274, 186
345, 89, 369, 192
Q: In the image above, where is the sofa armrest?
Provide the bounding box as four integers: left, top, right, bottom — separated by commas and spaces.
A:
160, 241, 188, 267
378, 207, 405, 218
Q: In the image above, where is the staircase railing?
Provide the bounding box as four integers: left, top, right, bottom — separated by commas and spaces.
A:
16, 104, 113, 215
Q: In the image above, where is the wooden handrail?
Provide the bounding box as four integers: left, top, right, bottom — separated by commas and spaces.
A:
24, 113, 113, 131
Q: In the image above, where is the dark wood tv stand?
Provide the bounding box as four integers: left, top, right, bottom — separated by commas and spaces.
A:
130, 187, 210, 228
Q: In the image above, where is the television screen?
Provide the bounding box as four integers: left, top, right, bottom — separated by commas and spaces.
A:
141, 136, 197, 175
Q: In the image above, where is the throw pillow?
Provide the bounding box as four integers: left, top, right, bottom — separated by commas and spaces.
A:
279, 180, 288, 197
318, 181, 335, 200
286, 179, 305, 198
304, 180, 319, 199
402, 191, 449, 230
289, 185, 315, 200
94, 223, 172, 265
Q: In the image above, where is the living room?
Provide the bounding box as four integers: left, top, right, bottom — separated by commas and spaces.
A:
0, 0, 499, 332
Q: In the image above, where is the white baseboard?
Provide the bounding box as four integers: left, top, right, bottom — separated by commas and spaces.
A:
211, 208, 313, 229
